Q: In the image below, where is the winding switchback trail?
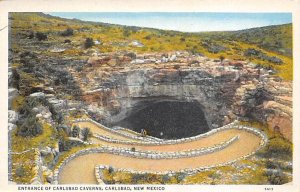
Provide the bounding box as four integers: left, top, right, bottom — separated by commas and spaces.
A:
59, 122, 262, 184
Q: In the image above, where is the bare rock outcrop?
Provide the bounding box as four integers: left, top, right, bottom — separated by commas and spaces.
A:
232, 78, 292, 141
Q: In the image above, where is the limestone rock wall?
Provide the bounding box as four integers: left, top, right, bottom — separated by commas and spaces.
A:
232, 78, 292, 141
82, 68, 240, 128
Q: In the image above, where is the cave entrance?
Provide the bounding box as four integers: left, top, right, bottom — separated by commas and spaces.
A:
115, 100, 210, 139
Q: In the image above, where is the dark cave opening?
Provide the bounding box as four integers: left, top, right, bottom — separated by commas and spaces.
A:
115, 101, 210, 139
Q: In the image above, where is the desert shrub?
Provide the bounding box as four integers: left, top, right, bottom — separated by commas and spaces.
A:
71, 125, 80, 137
57, 125, 71, 136
28, 31, 34, 39
11, 68, 20, 89
20, 51, 37, 67
11, 95, 25, 112
16, 166, 25, 177
18, 97, 41, 116
202, 41, 227, 53
131, 147, 135, 152
265, 161, 279, 169
61, 28, 74, 36
123, 29, 131, 37
81, 127, 92, 141
132, 173, 161, 184
265, 160, 292, 172
161, 175, 171, 184
19, 97, 39, 112
132, 174, 148, 184
59, 137, 83, 151
244, 48, 261, 56
219, 55, 225, 62
244, 48, 283, 64
267, 137, 292, 157
64, 39, 71, 43
144, 35, 152, 40
58, 139, 65, 152
268, 56, 283, 64
65, 139, 83, 150
265, 169, 288, 185
108, 166, 114, 174
84, 38, 94, 49
36, 32, 47, 41
17, 114, 43, 137
258, 136, 292, 160
207, 44, 227, 53
56, 113, 64, 124
174, 172, 186, 183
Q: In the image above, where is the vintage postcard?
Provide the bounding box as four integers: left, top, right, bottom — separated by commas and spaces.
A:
1, 0, 300, 192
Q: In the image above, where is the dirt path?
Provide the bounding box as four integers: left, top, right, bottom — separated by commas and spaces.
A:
74, 122, 140, 142
77, 120, 250, 152
116, 129, 141, 136
59, 130, 261, 184
91, 129, 244, 152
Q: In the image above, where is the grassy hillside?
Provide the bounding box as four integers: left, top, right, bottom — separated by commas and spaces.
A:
230, 24, 292, 56
9, 12, 293, 80
200, 24, 292, 56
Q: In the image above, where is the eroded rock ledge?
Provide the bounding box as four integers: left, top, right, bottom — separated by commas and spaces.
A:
69, 53, 292, 140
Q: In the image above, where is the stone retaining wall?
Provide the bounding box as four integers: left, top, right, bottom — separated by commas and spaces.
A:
94, 124, 268, 184
30, 149, 43, 184
52, 122, 268, 184
92, 119, 267, 147
112, 126, 163, 142
92, 136, 239, 159
72, 119, 150, 142
75, 118, 241, 145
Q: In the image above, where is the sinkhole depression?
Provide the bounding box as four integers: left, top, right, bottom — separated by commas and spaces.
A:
115, 101, 210, 139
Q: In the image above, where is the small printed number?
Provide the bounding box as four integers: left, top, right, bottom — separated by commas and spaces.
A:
265, 188, 273, 191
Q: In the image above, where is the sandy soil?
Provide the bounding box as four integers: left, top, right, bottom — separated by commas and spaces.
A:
59, 130, 261, 184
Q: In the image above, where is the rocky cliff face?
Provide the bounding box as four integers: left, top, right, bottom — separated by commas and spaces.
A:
81, 67, 240, 129
232, 78, 292, 141
71, 53, 292, 141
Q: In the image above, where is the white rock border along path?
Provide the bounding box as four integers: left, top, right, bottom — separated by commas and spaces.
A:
53, 120, 268, 184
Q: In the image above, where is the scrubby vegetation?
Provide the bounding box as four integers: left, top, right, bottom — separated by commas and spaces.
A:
9, 12, 293, 80
61, 28, 74, 36
259, 137, 292, 159
265, 169, 289, 185
84, 38, 95, 49
244, 48, 283, 64
101, 169, 188, 184
240, 121, 293, 160
81, 127, 92, 141
36, 32, 47, 41
71, 125, 80, 138
17, 114, 43, 137
12, 151, 36, 183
